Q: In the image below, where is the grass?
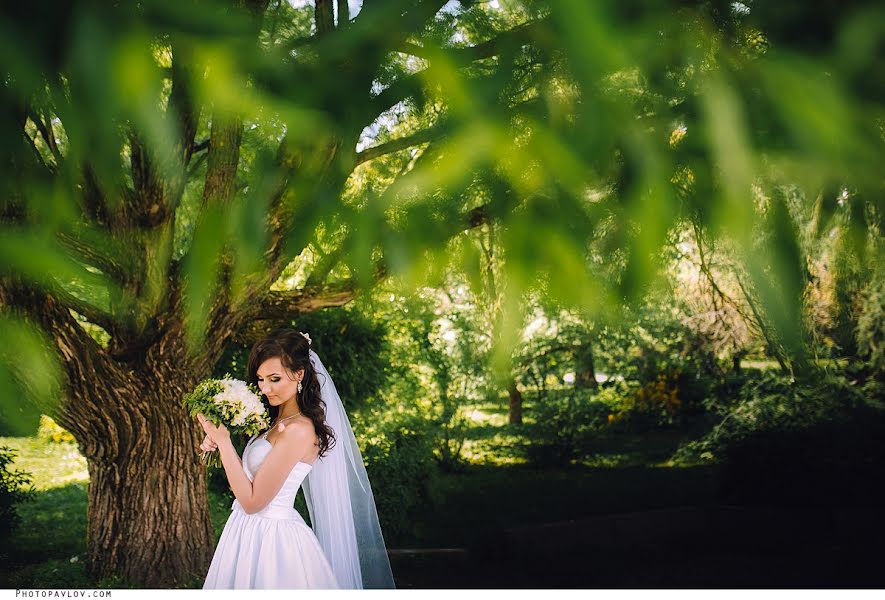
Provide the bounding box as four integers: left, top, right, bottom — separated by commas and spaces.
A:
0, 437, 90, 589
0, 437, 88, 490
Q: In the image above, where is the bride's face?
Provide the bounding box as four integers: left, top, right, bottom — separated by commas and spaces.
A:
256, 356, 303, 407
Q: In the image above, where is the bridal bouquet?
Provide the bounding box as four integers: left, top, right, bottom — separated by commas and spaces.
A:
182, 377, 270, 467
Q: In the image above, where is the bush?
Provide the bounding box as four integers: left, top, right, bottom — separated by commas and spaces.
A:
429, 395, 470, 472
606, 370, 682, 431
356, 411, 440, 543
856, 274, 885, 377
0, 445, 35, 537
672, 371, 885, 504
596, 299, 722, 422
527, 389, 611, 466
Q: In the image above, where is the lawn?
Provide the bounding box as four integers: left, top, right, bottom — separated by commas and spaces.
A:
0, 438, 90, 588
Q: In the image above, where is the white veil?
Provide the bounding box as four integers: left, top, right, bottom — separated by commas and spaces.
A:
302, 348, 395, 589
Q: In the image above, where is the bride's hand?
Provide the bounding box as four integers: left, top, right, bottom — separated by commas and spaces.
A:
199, 434, 218, 453
197, 414, 230, 445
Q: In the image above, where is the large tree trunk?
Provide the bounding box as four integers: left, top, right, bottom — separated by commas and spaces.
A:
48, 311, 227, 586
0, 285, 226, 586
78, 374, 214, 587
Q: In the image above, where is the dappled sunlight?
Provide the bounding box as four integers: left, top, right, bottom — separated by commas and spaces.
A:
461, 438, 528, 466
465, 407, 508, 427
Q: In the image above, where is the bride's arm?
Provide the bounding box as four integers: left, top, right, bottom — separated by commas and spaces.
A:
216, 421, 314, 514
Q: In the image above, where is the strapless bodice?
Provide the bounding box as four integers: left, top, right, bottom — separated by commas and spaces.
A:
230, 434, 313, 521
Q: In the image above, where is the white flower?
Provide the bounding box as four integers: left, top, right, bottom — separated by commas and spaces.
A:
209, 378, 268, 428
300, 331, 312, 345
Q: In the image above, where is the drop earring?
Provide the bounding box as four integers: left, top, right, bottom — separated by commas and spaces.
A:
297, 380, 303, 393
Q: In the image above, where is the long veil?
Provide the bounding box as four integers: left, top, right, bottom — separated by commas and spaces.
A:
301, 349, 395, 589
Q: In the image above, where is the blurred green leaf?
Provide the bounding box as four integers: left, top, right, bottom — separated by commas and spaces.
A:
182, 205, 225, 349
0, 316, 62, 436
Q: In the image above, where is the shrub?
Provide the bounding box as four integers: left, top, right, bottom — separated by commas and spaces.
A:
671, 371, 885, 504
527, 388, 611, 466
596, 299, 722, 422
606, 369, 682, 431
0, 445, 35, 537
429, 395, 470, 472
856, 274, 885, 377
356, 411, 440, 543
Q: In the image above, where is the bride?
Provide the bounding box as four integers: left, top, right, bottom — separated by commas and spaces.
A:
197, 328, 395, 589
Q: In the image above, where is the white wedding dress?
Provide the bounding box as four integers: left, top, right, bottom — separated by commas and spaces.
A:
203, 433, 340, 589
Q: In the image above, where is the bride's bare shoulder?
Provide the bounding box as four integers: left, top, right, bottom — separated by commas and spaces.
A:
278, 418, 319, 461
279, 417, 314, 440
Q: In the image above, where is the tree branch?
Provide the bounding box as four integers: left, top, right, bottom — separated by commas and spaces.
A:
395, 17, 551, 66
256, 280, 364, 320
79, 166, 113, 229
356, 0, 451, 48
191, 138, 210, 154
364, 16, 551, 125
55, 229, 132, 285
50, 287, 119, 337
128, 131, 170, 228
169, 39, 201, 170
354, 120, 448, 166
200, 116, 242, 209
255, 197, 492, 321
304, 245, 345, 289
366, 68, 430, 122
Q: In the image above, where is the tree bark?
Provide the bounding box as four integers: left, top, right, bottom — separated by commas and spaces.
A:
82, 378, 214, 586
70, 327, 219, 586
0, 282, 221, 585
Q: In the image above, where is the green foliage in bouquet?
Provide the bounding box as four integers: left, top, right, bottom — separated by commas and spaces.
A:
181, 377, 269, 467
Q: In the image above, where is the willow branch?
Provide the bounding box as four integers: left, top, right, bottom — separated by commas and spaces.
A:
395, 18, 551, 65
256, 281, 363, 320
354, 121, 447, 166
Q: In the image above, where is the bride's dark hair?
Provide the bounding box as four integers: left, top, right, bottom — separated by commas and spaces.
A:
246, 328, 336, 458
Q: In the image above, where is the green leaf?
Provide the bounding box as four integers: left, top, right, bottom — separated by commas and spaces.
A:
0, 316, 62, 436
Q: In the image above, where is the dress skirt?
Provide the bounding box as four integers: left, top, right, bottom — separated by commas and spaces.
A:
203, 499, 340, 589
